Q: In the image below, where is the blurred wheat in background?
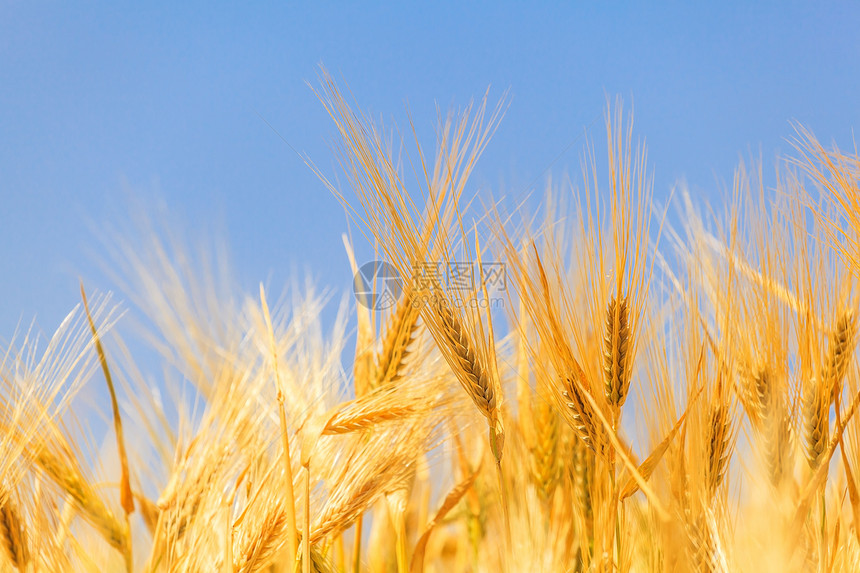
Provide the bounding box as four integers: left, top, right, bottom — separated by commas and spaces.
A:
3, 71, 860, 572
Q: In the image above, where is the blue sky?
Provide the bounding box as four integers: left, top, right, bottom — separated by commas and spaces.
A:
2, 1, 859, 340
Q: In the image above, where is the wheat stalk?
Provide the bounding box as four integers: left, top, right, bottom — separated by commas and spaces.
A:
259, 284, 298, 568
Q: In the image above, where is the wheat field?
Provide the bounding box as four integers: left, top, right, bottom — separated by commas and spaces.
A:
2, 73, 860, 572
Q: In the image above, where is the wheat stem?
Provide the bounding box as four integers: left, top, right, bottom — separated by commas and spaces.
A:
351, 517, 362, 573
260, 285, 299, 567
80, 283, 134, 571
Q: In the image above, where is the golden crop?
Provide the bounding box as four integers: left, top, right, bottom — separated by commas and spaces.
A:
2, 72, 860, 572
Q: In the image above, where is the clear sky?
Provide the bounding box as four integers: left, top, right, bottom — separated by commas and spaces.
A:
2, 1, 859, 339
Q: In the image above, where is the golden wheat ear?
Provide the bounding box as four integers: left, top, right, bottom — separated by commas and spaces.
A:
603, 295, 631, 409
557, 370, 604, 454
320, 383, 437, 435
310, 424, 430, 546
232, 503, 289, 573
823, 309, 856, 402
705, 403, 732, 493
528, 395, 560, 502
0, 494, 29, 571
804, 375, 830, 470
375, 292, 422, 388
